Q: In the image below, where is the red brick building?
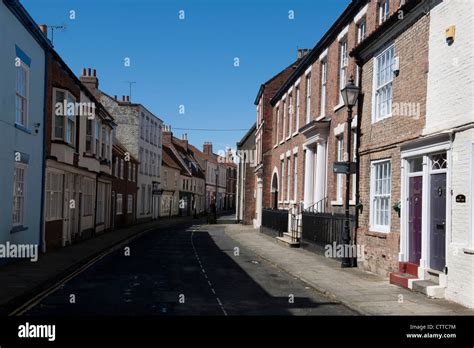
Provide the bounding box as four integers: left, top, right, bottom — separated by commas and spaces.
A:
111, 142, 139, 228
236, 123, 256, 224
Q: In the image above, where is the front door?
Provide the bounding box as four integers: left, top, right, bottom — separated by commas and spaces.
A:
430, 173, 446, 272
408, 176, 422, 264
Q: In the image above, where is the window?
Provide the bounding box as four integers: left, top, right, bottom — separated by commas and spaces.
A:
275, 107, 280, 145
45, 170, 63, 221
12, 163, 26, 226
147, 185, 152, 213
86, 119, 93, 153
357, 17, 367, 43
288, 94, 293, 138
117, 193, 123, 215
339, 40, 348, 104
287, 157, 291, 200
295, 87, 300, 132
374, 45, 395, 122
96, 182, 105, 224
128, 162, 132, 181
282, 99, 287, 140
379, 0, 390, 24
53, 89, 76, 144
370, 160, 391, 232
280, 160, 285, 201
293, 154, 298, 201
101, 126, 106, 159
352, 130, 357, 202
164, 170, 168, 187
145, 117, 149, 142
119, 159, 124, 179
139, 147, 143, 173
15, 62, 29, 127
95, 120, 101, 155
141, 185, 146, 214
140, 113, 144, 139
82, 178, 94, 216
305, 74, 311, 123
127, 194, 133, 214
66, 93, 75, 144
320, 61, 327, 117
336, 137, 344, 202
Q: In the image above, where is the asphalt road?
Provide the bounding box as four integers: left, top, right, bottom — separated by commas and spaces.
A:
22, 222, 355, 316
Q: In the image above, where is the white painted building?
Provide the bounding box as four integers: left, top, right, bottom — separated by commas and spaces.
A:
398, 0, 474, 307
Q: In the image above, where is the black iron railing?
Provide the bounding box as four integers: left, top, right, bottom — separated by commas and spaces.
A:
304, 197, 328, 214
262, 208, 288, 237
301, 212, 355, 248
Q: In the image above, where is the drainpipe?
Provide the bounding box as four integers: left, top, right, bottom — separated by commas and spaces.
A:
40, 51, 49, 254
354, 59, 364, 253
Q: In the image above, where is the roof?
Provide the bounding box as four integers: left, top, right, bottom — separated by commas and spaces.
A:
173, 138, 206, 179
162, 145, 183, 171
237, 122, 257, 147
112, 141, 139, 163
270, 0, 367, 105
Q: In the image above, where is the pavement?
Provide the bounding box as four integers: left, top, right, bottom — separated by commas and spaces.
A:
0, 215, 200, 315
223, 224, 474, 315
16, 221, 355, 316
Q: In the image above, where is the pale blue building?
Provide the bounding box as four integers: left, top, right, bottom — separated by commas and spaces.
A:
0, 0, 51, 261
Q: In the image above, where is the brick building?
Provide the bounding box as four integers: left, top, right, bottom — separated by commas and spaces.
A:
111, 142, 139, 228
224, 149, 237, 211
236, 123, 256, 224
253, 54, 306, 228
161, 144, 181, 218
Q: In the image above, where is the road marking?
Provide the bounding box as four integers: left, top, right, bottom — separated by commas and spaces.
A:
9, 227, 158, 316
190, 230, 227, 316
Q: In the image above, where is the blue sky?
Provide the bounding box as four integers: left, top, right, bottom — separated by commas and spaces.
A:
22, 0, 351, 154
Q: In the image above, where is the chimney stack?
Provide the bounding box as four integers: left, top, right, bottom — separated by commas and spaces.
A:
297, 48, 311, 59
203, 142, 213, 156
39, 24, 47, 36
162, 125, 172, 145
79, 67, 99, 90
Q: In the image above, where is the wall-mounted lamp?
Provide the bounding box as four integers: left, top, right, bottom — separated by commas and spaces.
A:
446, 25, 455, 45
393, 56, 400, 77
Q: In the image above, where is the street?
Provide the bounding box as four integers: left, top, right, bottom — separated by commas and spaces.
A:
22, 222, 355, 316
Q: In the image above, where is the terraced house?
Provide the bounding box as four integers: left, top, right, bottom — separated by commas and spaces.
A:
0, 0, 49, 256
80, 70, 164, 222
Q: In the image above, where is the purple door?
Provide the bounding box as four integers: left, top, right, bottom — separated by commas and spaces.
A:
430, 173, 446, 272
408, 176, 423, 264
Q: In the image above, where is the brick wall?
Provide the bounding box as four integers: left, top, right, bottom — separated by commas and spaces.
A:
357, 13, 430, 276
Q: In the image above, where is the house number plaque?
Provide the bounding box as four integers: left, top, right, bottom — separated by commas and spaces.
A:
456, 194, 466, 203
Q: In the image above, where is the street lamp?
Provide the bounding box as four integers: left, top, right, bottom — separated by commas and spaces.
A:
340, 76, 360, 268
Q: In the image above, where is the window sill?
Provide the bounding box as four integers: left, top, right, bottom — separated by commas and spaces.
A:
331, 200, 343, 206
11, 225, 28, 234
463, 248, 474, 255
333, 103, 345, 112
368, 226, 390, 234
373, 114, 393, 124
366, 230, 389, 238
14, 123, 32, 134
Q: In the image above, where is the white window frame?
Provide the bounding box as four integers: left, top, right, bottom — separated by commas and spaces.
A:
372, 44, 395, 123
275, 107, 280, 145
305, 74, 311, 124
320, 60, 327, 118
280, 160, 285, 202
45, 170, 64, 221
339, 40, 348, 105
287, 156, 291, 201
379, 0, 390, 24
82, 178, 94, 217
293, 154, 298, 201
336, 136, 344, 203
53, 88, 76, 145
12, 163, 26, 226
15, 61, 29, 128
127, 194, 133, 214
288, 93, 293, 139
95, 120, 101, 155
117, 193, 123, 215
357, 17, 367, 44
282, 99, 287, 141
295, 86, 300, 133
370, 159, 392, 233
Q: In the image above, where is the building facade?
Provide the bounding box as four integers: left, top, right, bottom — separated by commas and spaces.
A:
0, 0, 48, 256
111, 142, 139, 229
236, 124, 257, 224
80, 70, 164, 223
161, 144, 181, 218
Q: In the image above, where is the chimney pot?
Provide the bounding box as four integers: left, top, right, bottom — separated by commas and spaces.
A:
114, 95, 117, 101
122, 96, 125, 102
87, 68, 91, 76
82, 68, 86, 76
93, 69, 96, 77
126, 96, 130, 102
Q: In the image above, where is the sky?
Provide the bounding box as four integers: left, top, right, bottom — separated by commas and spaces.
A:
22, 0, 351, 155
